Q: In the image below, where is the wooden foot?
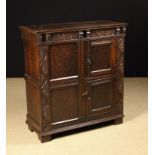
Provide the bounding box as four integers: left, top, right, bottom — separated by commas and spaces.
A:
28, 125, 34, 132
114, 118, 123, 125
38, 135, 52, 143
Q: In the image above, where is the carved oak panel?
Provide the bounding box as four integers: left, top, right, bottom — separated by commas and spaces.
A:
49, 43, 78, 80
87, 39, 115, 77
51, 86, 79, 124
86, 78, 114, 116
91, 80, 112, 110
90, 29, 115, 37
37, 31, 79, 43
91, 44, 111, 71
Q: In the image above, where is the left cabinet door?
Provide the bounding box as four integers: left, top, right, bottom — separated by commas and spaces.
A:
49, 41, 83, 128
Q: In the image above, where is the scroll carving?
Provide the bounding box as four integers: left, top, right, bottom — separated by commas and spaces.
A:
51, 32, 78, 41
39, 46, 51, 132
115, 38, 124, 112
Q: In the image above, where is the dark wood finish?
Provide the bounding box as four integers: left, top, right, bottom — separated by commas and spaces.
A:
20, 20, 127, 142
114, 118, 123, 124
49, 43, 78, 79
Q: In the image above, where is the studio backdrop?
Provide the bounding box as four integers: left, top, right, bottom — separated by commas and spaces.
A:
7, 0, 148, 77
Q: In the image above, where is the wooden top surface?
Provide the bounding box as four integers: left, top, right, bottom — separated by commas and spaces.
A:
20, 20, 127, 33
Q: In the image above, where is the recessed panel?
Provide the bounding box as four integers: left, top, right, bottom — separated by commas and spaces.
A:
91, 44, 111, 72
91, 80, 112, 111
49, 43, 77, 79
51, 86, 78, 123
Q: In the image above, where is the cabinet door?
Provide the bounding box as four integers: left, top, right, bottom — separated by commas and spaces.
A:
85, 38, 116, 78
49, 41, 84, 127
84, 38, 116, 117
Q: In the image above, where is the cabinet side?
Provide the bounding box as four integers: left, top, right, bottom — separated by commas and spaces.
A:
20, 27, 42, 133
20, 27, 40, 80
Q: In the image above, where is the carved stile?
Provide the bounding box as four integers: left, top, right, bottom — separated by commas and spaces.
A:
39, 46, 51, 132
115, 38, 124, 112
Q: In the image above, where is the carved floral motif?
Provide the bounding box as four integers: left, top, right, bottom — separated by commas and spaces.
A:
38, 32, 79, 43
51, 32, 78, 41
90, 29, 115, 37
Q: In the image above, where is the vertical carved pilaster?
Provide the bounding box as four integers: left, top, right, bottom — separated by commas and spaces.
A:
39, 46, 51, 132
115, 38, 124, 112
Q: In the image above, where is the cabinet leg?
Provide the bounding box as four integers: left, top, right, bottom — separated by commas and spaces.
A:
114, 118, 123, 125
38, 135, 52, 143
28, 125, 34, 132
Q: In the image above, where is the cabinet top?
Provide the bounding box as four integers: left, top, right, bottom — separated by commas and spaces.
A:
20, 20, 127, 34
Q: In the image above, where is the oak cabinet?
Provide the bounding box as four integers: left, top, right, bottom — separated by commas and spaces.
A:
20, 20, 127, 142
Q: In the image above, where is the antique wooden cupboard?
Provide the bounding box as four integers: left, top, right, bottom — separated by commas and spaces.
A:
20, 20, 127, 142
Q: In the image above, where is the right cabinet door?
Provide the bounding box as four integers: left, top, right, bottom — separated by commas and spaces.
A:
85, 38, 118, 117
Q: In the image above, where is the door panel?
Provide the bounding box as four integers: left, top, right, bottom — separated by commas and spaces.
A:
91, 80, 112, 110
51, 85, 79, 124
86, 77, 115, 116
91, 42, 111, 71
49, 43, 78, 80
86, 39, 115, 77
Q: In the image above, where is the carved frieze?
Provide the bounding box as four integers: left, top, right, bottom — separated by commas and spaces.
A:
90, 29, 115, 37
37, 26, 126, 43
37, 32, 79, 43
